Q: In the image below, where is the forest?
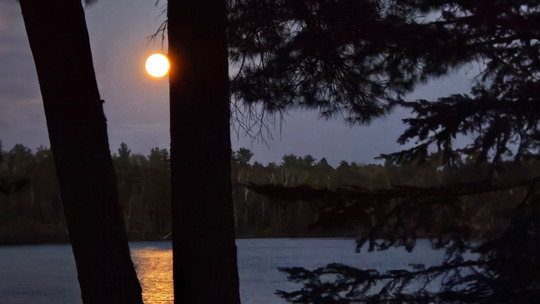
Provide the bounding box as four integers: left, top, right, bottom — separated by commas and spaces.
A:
0, 141, 535, 244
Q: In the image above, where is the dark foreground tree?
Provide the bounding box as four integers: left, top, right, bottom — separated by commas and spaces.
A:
227, 0, 477, 130
18, 1, 142, 303
262, 174, 540, 303
230, 0, 540, 302
168, 0, 241, 303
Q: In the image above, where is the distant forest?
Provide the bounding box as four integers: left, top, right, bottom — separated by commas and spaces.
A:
0, 141, 535, 244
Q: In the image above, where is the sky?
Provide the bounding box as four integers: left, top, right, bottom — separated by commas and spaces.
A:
0, 0, 473, 167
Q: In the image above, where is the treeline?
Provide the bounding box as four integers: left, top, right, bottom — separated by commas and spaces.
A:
232, 148, 537, 239
0, 142, 535, 243
0, 142, 172, 243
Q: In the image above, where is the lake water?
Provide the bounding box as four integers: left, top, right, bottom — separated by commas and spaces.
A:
0, 239, 447, 304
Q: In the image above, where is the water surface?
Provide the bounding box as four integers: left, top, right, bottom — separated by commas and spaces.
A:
0, 239, 445, 304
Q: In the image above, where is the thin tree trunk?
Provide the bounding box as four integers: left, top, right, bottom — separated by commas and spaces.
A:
18, 1, 143, 303
168, 0, 241, 303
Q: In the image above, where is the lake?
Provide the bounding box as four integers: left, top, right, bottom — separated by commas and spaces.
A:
0, 238, 447, 304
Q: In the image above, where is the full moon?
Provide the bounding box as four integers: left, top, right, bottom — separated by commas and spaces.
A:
145, 54, 170, 77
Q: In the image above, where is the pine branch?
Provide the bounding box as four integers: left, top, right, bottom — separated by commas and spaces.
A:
241, 174, 540, 203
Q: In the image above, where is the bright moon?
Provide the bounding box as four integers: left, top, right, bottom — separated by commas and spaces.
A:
145, 54, 169, 77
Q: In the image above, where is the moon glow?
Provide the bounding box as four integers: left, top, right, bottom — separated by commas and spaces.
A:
145, 54, 170, 77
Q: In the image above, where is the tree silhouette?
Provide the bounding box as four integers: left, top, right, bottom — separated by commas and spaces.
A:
375, 1, 540, 171
234, 147, 255, 165
116, 143, 132, 165
0, 140, 26, 195
229, 1, 540, 302
168, 0, 241, 303
273, 178, 540, 303
227, 0, 483, 128
17, 1, 142, 303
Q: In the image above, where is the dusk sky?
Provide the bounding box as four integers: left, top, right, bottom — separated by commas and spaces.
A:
0, 0, 473, 166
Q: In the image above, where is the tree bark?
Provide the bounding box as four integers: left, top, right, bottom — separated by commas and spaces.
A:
168, 0, 241, 303
18, 1, 143, 303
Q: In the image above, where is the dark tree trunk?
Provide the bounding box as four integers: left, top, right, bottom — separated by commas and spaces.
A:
168, 0, 241, 303
18, 1, 143, 303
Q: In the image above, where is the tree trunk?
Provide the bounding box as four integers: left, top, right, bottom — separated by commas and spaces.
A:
18, 1, 143, 303
168, 0, 241, 303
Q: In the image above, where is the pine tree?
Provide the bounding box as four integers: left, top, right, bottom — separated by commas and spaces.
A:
235, 1, 540, 302
18, 1, 143, 302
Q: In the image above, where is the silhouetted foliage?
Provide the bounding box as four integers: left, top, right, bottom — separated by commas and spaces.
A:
254, 163, 540, 302
0, 145, 24, 195
233, 147, 255, 165
227, 1, 540, 302
376, 1, 540, 171
228, 0, 519, 126
276, 185, 540, 303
